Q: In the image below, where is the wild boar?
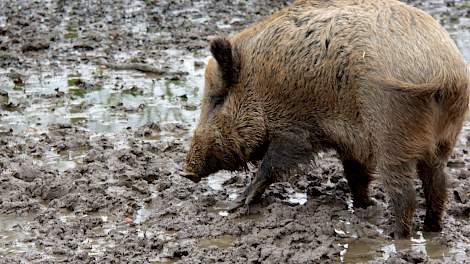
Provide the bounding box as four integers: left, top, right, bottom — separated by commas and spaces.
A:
182, 0, 469, 239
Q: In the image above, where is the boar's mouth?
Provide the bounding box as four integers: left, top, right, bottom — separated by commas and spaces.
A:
182, 141, 269, 183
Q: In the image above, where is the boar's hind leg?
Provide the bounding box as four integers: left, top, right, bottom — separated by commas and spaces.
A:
417, 143, 451, 232
228, 128, 314, 212
342, 159, 374, 208
417, 160, 447, 232
381, 162, 417, 239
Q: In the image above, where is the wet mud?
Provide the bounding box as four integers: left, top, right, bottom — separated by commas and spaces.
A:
0, 0, 470, 263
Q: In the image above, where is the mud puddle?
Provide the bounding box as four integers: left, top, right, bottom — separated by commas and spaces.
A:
199, 235, 236, 249
0, 48, 208, 261
0, 51, 205, 136
340, 232, 469, 263
0, 215, 35, 257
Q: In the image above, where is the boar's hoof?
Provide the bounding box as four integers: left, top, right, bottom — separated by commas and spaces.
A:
227, 195, 247, 213
423, 219, 442, 233
390, 226, 412, 240
227, 177, 269, 212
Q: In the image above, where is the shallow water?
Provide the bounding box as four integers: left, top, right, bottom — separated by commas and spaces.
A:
0, 215, 35, 257
0, 51, 205, 136
198, 235, 236, 249
340, 232, 469, 263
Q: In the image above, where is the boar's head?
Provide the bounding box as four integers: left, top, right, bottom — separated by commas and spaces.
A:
182, 37, 267, 183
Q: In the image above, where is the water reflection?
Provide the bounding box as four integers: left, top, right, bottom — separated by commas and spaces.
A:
0, 50, 206, 136
341, 231, 468, 263
0, 215, 35, 257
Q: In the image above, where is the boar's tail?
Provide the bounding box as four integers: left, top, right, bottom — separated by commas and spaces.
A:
370, 74, 470, 99
370, 74, 470, 120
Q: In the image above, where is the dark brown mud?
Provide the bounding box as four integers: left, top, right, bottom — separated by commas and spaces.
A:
0, 0, 469, 263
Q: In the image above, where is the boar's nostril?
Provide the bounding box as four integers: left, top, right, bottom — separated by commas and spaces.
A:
181, 171, 202, 183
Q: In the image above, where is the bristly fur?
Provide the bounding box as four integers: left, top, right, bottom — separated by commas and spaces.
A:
185, 0, 470, 239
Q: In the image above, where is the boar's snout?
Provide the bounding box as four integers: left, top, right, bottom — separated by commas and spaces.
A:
183, 149, 220, 183
183, 130, 218, 183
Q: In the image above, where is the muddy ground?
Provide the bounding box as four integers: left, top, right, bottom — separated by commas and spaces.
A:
0, 0, 469, 263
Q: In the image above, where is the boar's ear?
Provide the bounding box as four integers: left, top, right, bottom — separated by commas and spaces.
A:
210, 37, 240, 86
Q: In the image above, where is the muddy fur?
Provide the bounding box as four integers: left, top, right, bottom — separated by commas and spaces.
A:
184, 0, 470, 239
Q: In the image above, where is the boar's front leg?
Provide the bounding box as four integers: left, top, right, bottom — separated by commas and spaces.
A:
228, 128, 314, 212
227, 163, 271, 212
342, 159, 375, 208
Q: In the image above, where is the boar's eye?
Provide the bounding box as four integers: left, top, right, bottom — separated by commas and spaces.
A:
210, 95, 224, 110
